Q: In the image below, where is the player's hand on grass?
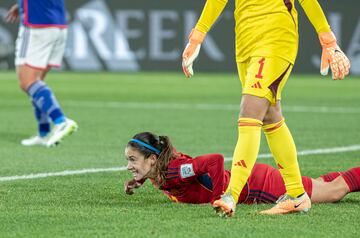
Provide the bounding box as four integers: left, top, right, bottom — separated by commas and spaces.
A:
124, 179, 142, 195
319, 31, 350, 80
182, 29, 206, 78
4, 4, 19, 23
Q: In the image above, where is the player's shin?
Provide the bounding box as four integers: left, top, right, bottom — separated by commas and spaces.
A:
213, 118, 262, 217
27, 80, 65, 124
227, 118, 262, 201
263, 119, 305, 198
31, 100, 51, 137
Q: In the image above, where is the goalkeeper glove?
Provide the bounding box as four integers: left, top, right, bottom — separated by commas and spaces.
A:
182, 29, 206, 78
319, 31, 350, 80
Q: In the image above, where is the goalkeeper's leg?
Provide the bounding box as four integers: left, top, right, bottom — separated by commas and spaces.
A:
259, 58, 310, 215
213, 95, 268, 217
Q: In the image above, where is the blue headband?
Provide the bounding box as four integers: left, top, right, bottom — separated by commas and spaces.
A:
129, 139, 161, 154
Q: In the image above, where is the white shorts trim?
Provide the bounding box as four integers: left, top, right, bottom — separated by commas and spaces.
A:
15, 26, 67, 69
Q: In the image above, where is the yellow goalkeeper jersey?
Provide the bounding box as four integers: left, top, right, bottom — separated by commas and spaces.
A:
234, 0, 298, 63
195, 0, 331, 64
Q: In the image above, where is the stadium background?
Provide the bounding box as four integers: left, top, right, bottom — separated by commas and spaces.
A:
0, 0, 359, 74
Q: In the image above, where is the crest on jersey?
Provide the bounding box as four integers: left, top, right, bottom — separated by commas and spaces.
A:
180, 164, 195, 178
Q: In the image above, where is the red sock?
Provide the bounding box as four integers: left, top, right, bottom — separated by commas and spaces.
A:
320, 172, 344, 182
341, 167, 360, 192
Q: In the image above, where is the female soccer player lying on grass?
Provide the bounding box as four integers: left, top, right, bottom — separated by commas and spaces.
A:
124, 132, 360, 215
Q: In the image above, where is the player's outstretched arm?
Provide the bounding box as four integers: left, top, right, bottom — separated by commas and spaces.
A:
299, 0, 350, 80
4, 4, 19, 23
182, 0, 228, 78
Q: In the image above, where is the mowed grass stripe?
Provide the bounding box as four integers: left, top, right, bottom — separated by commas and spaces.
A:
1, 99, 360, 114
0, 73, 359, 238
1, 144, 359, 182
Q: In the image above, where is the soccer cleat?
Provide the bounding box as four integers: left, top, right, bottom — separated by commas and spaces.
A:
21, 135, 48, 146
212, 192, 236, 218
260, 193, 311, 215
46, 118, 78, 147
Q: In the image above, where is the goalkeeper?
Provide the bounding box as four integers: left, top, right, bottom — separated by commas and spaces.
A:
182, 0, 351, 216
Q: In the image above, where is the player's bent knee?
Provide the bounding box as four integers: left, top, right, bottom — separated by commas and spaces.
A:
18, 77, 37, 92
18, 82, 28, 92
263, 114, 283, 125
16, 66, 42, 92
240, 96, 270, 120
263, 104, 283, 124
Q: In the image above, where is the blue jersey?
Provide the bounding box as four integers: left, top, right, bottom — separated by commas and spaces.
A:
18, 0, 67, 28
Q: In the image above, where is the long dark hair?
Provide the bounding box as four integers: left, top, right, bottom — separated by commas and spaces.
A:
126, 132, 174, 186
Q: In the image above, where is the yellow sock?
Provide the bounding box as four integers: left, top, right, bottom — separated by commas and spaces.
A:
226, 118, 262, 202
263, 118, 305, 197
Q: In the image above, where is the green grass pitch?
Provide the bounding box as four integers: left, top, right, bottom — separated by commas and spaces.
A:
0, 71, 359, 237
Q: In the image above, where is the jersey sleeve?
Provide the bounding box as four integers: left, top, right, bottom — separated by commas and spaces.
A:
179, 154, 226, 203
298, 0, 331, 33
195, 0, 229, 34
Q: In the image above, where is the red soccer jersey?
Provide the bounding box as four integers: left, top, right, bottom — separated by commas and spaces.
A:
148, 153, 312, 204
151, 153, 230, 204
